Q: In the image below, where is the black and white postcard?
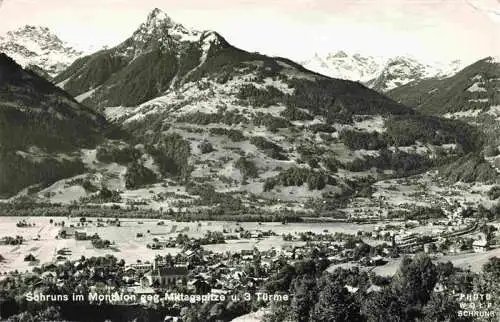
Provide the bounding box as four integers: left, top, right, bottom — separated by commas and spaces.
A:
0, 0, 499, 321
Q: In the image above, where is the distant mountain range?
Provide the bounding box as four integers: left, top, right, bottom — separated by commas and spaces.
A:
0, 23, 466, 93
0, 25, 84, 78
388, 56, 500, 176
301, 51, 384, 83
302, 51, 463, 92
0, 9, 488, 210
388, 56, 499, 115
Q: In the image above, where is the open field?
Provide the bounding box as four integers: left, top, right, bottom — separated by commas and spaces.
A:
0, 216, 382, 273
0, 217, 178, 274
0, 215, 492, 275
369, 247, 500, 276
328, 246, 500, 276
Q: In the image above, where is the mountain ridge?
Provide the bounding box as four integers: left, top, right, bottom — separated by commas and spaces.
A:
387, 56, 500, 165
42, 10, 482, 209
0, 25, 84, 78
302, 51, 464, 92
0, 52, 108, 197
54, 8, 233, 108
1, 9, 486, 212
388, 56, 500, 115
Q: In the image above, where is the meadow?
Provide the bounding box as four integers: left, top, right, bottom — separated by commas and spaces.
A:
0, 216, 380, 274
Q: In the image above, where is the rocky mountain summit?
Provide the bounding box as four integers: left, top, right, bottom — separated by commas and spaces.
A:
0, 25, 83, 78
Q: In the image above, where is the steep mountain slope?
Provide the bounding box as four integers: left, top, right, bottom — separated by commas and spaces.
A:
0, 53, 107, 197
388, 57, 500, 174
0, 25, 83, 79
388, 57, 500, 115
55, 8, 233, 107
55, 10, 416, 114
368, 57, 463, 92
302, 52, 463, 92
45, 9, 482, 213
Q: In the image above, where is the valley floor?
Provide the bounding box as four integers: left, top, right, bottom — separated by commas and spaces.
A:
0, 214, 497, 276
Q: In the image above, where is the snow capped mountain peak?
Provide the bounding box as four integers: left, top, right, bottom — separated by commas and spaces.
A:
201, 31, 222, 47
301, 51, 385, 82
370, 56, 464, 91
126, 8, 207, 53
198, 31, 225, 63
0, 25, 83, 78
328, 51, 348, 59
144, 8, 177, 30
133, 8, 200, 41
387, 55, 416, 65
302, 51, 464, 92
148, 8, 171, 21
56, 9, 232, 105
7, 25, 44, 38
119, 9, 228, 61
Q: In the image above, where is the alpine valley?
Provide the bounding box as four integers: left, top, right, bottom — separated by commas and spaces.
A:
1, 7, 500, 322
0, 9, 493, 218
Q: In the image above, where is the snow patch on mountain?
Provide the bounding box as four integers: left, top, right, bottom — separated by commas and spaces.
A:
487, 105, 500, 118
443, 109, 483, 119
104, 106, 133, 122
468, 98, 489, 103
75, 87, 100, 102
115, 66, 303, 126
467, 82, 487, 92
352, 116, 387, 133
179, 31, 222, 84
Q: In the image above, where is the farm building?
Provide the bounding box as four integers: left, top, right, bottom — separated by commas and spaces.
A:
58, 227, 76, 239
127, 262, 153, 274
472, 239, 489, 253
75, 231, 87, 240
24, 254, 37, 262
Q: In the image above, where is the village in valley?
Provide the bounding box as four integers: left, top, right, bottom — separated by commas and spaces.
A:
1, 154, 500, 320
0, 1, 500, 320
1, 172, 499, 320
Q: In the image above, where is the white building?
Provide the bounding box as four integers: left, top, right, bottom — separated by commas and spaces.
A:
127, 262, 153, 274
472, 239, 489, 253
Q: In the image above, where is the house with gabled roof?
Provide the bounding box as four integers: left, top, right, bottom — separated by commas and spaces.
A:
143, 266, 189, 287
472, 238, 489, 253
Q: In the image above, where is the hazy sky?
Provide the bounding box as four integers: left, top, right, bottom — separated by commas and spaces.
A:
0, 0, 498, 64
